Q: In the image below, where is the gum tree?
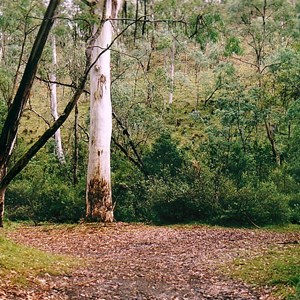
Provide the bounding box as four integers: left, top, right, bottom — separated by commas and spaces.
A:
85, 0, 123, 222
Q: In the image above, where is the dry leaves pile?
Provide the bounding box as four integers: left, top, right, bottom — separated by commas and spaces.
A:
2, 223, 299, 300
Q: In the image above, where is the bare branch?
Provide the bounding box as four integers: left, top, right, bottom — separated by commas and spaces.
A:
0, 15, 138, 190
26, 99, 51, 126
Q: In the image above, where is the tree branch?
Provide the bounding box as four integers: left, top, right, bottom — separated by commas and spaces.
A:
0, 0, 61, 168
112, 110, 144, 171
0, 16, 138, 190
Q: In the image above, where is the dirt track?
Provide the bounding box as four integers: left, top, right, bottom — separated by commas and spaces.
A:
3, 223, 300, 300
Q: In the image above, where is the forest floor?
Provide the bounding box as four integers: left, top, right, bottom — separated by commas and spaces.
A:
1, 223, 300, 300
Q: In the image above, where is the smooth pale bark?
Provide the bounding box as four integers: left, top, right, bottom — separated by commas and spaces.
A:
73, 104, 79, 185
86, 0, 122, 222
50, 34, 65, 164
0, 166, 6, 227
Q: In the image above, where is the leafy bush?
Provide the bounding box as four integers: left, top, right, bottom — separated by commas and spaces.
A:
145, 177, 192, 224
145, 170, 216, 224
288, 195, 300, 224
6, 178, 85, 223
5, 150, 85, 223
218, 182, 290, 226
143, 133, 184, 178
113, 179, 155, 222
114, 159, 218, 224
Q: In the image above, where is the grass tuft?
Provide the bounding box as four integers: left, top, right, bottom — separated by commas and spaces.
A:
227, 245, 300, 299
0, 234, 79, 286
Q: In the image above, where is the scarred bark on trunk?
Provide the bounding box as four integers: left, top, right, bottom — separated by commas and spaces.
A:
86, 0, 122, 223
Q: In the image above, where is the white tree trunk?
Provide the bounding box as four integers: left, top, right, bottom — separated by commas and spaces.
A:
50, 34, 65, 164
0, 166, 6, 227
86, 0, 121, 222
0, 187, 5, 227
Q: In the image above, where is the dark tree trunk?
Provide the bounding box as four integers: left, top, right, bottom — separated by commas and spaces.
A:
142, 0, 147, 35
0, 0, 61, 167
0, 0, 61, 227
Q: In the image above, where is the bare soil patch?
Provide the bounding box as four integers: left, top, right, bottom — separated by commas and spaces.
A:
2, 223, 299, 300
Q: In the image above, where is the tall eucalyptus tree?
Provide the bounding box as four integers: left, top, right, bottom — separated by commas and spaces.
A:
86, 0, 123, 222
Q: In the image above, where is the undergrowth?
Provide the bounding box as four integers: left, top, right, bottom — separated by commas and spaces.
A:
226, 244, 300, 299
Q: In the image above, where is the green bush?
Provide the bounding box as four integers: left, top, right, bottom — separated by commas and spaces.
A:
218, 182, 290, 226
112, 154, 153, 222
143, 133, 184, 178
288, 195, 300, 224
146, 177, 192, 224
114, 179, 154, 222
6, 178, 85, 223
113, 158, 217, 224
5, 150, 86, 224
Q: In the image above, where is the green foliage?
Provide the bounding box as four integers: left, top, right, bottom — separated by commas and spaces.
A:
189, 11, 223, 50
143, 133, 184, 177
143, 166, 217, 224
219, 182, 290, 226
0, 67, 12, 103
113, 131, 295, 226
288, 195, 300, 224
224, 36, 243, 57
7, 178, 85, 223
0, 99, 7, 133
6, 150, 85, 224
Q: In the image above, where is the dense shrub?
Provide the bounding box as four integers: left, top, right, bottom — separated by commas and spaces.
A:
288, 194, 300, 224
218, 182, 290, 226
145, 171, 216, 224
113, 179, 155, 222
5, 149, 85, 223
6, 178, 85, 223
112, 132, 294, 226
143, 133, 184, 178
4, 130, 298, 227
145, 177, 193, 224
114, 169, 217, 224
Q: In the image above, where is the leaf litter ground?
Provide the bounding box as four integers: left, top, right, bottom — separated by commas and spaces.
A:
2, 223, 299, 300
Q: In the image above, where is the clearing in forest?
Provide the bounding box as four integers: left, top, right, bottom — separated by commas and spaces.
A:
1, 223, 300, 300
